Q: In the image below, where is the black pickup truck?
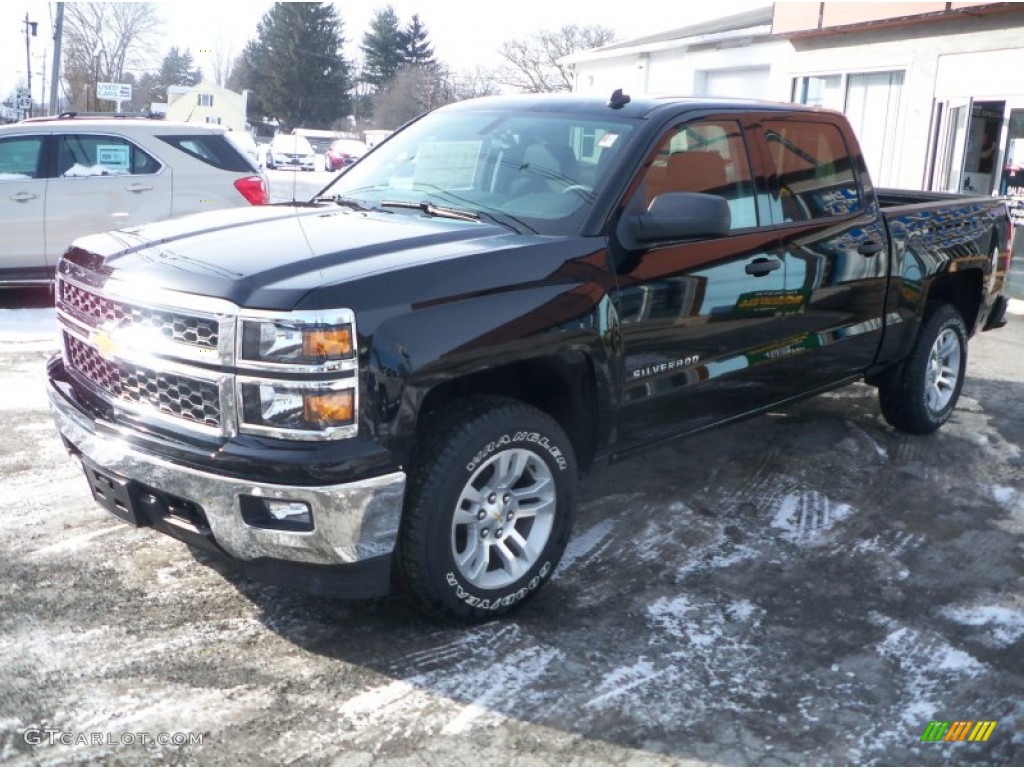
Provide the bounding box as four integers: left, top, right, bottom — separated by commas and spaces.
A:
47, 93, 1011, 620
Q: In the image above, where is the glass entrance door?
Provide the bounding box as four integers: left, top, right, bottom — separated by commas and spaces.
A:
931, 98, 971, 192
961, 101, 1005, 194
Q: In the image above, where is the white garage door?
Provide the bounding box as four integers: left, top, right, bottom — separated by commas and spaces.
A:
700, 67, 771, 99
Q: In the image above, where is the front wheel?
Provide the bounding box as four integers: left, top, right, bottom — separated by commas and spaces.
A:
878, 304, 968, 434
398, 398, 577, 621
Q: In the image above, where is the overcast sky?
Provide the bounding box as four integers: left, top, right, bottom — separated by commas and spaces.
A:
1, 0, 769, 104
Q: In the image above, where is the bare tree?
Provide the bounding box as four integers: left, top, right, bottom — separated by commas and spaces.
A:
371, 65, 451, 129
449, 66, 501, 101
210, 32, 235, 88
62, 3, 162, 111
496, 25, 615, 93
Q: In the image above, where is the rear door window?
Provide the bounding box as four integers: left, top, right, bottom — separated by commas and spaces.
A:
158, 134, 254, 172
56, 134, 161, 177
762, 120, 862, 222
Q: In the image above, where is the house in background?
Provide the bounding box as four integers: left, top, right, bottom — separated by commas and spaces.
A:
776, 2, 1024, 202
563, 7, 790, 101
150, 81, 248, 132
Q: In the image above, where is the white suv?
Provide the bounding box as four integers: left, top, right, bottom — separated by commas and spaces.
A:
0, 116, 269, 286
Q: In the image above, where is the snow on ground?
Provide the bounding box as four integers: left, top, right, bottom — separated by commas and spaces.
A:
0, 307, 58, 352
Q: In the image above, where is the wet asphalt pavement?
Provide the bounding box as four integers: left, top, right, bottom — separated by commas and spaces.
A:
0, 291, 1022, 766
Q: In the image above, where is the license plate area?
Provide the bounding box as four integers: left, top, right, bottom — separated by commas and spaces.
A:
81, 460, 143, 527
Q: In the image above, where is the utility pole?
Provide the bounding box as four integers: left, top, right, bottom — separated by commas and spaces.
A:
50, 3, 64, 116
40, 47, 47, 115
23, 13, 38, 118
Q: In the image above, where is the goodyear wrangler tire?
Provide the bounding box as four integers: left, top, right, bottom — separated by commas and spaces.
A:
399, 397, 577, 621
878, 304, 968, 435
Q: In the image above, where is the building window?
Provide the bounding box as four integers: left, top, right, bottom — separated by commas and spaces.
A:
792, 70, 904, 186
197, 93, 214, 107
204, 116, 221, 125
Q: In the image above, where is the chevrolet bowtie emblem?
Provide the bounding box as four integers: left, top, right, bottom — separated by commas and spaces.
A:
90, 328, 119, 358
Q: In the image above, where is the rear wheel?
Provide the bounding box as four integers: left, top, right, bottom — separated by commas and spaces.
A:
398, 397, 576, 621
878, 304, 968, 434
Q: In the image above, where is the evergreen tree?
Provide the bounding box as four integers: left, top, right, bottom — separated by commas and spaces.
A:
152, 47, 203, 103
361, 6, 405, 90
402, 14, 436, 68
234, 3, 351, 130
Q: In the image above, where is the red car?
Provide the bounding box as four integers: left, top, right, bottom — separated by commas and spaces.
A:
325, 139, 368, 171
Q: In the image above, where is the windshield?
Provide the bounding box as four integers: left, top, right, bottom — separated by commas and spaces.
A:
321, 106, 637, 235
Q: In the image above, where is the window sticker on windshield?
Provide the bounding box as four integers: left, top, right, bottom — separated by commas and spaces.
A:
414, 140, 481, 190
598, 133, 619, 149
97, 144, 130, 172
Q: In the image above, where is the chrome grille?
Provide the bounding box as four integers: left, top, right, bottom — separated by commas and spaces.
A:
59, 280, 219, 349
65, 333, 221, 427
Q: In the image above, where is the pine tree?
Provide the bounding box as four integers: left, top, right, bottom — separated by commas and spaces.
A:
402, 14, 436, 69
235, 3, 351, 130
361, 6, 405, 90
152, 47, 203, 103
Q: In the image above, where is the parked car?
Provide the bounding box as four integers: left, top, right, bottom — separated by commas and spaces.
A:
46, 94, 1010, 621
0, 115, 268, 286
325, 138, 368, 171
265, 134, 316, 171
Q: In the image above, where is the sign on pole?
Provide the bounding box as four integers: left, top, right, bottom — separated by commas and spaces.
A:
96, 82, 133, 113
96, 82, 132, 102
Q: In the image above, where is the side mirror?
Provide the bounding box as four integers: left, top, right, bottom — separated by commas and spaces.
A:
621, 192, 731, 247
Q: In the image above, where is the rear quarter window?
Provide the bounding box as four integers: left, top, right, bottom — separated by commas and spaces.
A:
157, 134, 255, 172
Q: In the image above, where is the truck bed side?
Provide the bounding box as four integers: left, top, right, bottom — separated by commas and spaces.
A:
870, 189, 1008, 371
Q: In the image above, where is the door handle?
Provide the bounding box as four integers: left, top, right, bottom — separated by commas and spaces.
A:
745, 257, 782, 277
9, 191, 39, 202
858, 240, 884, 256
125, 183, 153, 193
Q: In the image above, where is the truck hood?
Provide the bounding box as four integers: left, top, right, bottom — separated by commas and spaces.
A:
65, 204, 536, 310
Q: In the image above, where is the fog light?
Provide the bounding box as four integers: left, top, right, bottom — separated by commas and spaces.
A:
240, 495, 314, 532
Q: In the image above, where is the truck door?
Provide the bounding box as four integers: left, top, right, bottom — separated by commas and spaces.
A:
612, 116, 796, 450
756, 116, 888, 392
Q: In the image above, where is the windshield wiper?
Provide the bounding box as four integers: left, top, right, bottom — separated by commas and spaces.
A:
314, 195, 378, 212
379, 199, 480, 222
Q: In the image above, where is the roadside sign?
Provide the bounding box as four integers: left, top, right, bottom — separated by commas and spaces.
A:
96, 82, 132, 101
17, 96, 32, 109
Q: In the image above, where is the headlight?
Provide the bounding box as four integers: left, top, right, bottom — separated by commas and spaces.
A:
240, 380, 356, 439
240, 319, 354, 367
236, 310, 359, 440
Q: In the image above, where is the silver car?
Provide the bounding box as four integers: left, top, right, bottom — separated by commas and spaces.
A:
265, 134, 316, 171
0, 115, 268, 286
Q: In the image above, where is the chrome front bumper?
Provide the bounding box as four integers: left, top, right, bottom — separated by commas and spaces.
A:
48, 376, 406, 567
